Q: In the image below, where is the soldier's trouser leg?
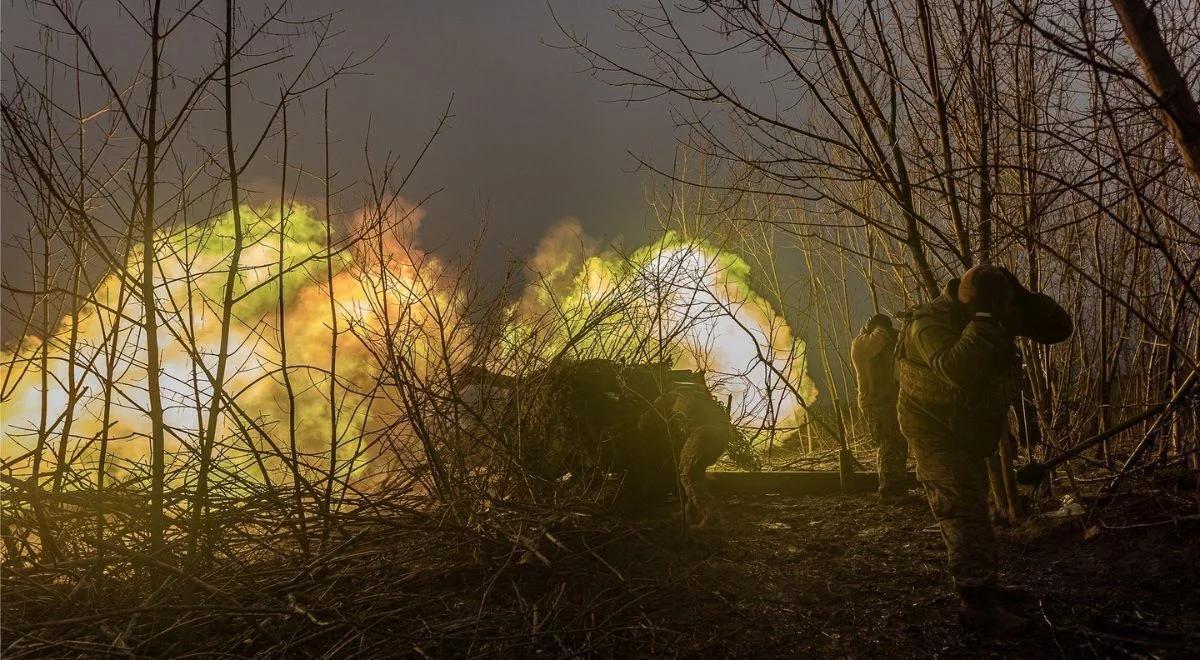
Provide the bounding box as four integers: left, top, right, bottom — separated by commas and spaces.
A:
678, 433, 720, 526
922, 463, 998, 590
865, 405, 908, 494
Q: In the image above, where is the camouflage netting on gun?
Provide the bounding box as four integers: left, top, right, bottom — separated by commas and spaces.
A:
454, 359, 741, 515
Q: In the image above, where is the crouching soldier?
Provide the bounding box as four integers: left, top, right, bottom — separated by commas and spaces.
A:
851, 313, 907, 503
896, 265, 1072, 635
637, 383, 732, 527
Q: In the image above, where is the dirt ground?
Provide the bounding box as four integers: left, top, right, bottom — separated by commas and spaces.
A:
641, 493, 1199, 658
420, 490, 1200, 659
6, 487, 1198, 659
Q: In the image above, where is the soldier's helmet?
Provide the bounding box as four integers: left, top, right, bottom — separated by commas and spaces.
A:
958, 264, 1014, 311
865, 313, 893, 331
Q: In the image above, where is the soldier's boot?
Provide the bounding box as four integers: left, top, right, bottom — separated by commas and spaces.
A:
958, 586, 1032, 637
681, 475, 722, 527
696, 497, 723, 528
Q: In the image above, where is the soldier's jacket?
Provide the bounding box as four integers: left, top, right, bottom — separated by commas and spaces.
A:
654, 384, 732, 433
633, 383, 732, 502
896, 279, 1071, 480
851, 326, 900, 410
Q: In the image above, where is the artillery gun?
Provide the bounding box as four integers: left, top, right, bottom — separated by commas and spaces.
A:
456, 359, 731, 524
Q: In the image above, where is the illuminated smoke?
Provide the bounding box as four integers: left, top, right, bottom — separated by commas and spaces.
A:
1, 209, 815, 479
510, 222, 817, 427
0, 202, 459, 482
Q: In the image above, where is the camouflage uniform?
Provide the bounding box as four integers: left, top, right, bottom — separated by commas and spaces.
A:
638, 384, 732, 526
865, 407, 906, 493
897, 279, 1071, 590
851, 326, 906, 494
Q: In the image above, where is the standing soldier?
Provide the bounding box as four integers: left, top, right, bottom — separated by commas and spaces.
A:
851, 314, 907, 503
896, 265, 1072, 635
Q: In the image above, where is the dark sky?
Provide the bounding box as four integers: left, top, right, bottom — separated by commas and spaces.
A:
299, 1, 685, 261
2, 1, 714, 276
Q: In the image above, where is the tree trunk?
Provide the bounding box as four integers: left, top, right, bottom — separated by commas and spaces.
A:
1108, 0, 1200, 185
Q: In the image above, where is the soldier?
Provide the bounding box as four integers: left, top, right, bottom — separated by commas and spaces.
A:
896, 265, 1072, 635
636, 383, 732, 527
850, 313, 907, 503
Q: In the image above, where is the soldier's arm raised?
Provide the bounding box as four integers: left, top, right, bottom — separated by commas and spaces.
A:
911, 320, 1012, 390
1007, 293, 1073, 344
854, 329, 888, 359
